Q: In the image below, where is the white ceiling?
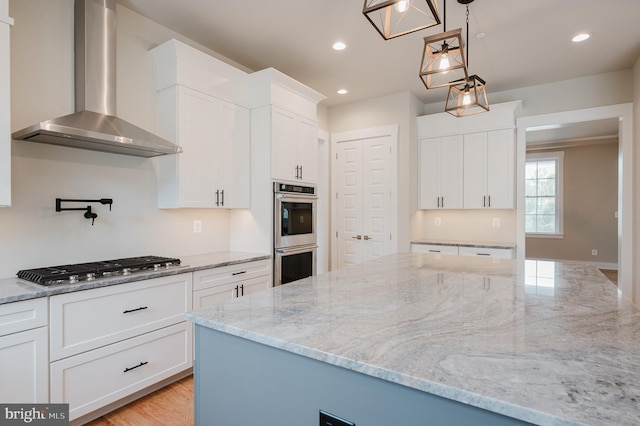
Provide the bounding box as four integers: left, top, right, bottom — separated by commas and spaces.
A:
116, 0, 640, 109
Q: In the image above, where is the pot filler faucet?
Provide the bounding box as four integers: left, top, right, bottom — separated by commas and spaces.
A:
55, 198, 113, 225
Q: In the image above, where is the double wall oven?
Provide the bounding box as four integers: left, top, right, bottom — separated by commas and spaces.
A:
273, 182, 317, 285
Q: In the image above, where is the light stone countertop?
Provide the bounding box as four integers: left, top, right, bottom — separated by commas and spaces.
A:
187, 253, 639, 426
412, 239, 516, 249
0, 251, 270, 305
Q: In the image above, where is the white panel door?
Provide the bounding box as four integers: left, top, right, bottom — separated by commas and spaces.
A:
337, 136, 393, 268
362, 139, 392, 260
337, 141, 362, 267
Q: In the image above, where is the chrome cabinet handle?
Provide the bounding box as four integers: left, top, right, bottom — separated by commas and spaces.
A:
363, 235, 371, 240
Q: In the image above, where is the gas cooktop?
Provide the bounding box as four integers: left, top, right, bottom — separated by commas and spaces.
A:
17, 255, 181, 286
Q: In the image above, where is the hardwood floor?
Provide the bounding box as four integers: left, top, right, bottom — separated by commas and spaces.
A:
86, 375, 194, 426
599, 269, 618, 285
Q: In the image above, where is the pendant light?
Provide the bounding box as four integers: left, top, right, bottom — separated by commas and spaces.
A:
445, 0, 489, 117
363, 0, 441, 40
419, 0, 467, 89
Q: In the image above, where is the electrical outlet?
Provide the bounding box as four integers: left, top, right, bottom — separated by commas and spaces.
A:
193, 220, 202, 233
492, 218, 501, 228
434, 217, 441, 226
592, 249, 598, 256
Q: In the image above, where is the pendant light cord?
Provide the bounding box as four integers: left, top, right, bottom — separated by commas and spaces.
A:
443, 0, 446, 32
465, 3, 470, 68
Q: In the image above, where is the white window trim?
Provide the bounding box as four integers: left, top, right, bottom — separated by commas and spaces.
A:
525, 151, 564, 237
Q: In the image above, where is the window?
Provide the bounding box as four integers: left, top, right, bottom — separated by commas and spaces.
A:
525, 152, 563, 237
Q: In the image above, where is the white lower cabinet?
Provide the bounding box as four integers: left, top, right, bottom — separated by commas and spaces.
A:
458, 246, 514, 259
49, 274, 193, 421
193, 260, 271, 309
411, 243, 513, 259
410, 244, 459, 256
0, 298, 48, 403
50, 322, 192, 421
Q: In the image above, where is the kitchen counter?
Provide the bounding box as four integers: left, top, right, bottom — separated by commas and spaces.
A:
187, 253, 640, 425
0, 251, 270, 305
412, 239, 516, 249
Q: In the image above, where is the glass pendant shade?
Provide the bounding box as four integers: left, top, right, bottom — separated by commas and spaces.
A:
445, 75, 489, 117
363, 0, 440, 40
419, 28, 467, 89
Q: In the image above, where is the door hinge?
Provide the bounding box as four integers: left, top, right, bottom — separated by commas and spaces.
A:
335, 153, 338, 160
336, 192, 338, 199
336, 231, 338, 238
390, 233, 392, 241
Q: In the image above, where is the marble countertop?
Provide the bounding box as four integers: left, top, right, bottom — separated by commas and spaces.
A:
187, 253, 639, 426
412, 239, 516, 249
0, 251, 270, 305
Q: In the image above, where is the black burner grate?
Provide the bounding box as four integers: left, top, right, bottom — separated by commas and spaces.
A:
17, 256, 181, 285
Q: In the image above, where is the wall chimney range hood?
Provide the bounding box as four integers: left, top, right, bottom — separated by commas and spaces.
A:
12, 0, 182, 157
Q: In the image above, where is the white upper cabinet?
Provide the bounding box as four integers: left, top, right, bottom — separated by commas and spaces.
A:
417, 101, 521, 210
270, 106, 318, 183
419, 135, 463, 209
463, 129, 515, 209
151, 40, 250, 209
249, 68, 325, 184
0, 0, 13, 207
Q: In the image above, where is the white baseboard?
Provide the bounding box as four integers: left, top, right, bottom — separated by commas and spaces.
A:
525, 257, 618, 270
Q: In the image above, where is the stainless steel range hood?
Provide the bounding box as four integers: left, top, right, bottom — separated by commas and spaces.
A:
12, 0, 182, 157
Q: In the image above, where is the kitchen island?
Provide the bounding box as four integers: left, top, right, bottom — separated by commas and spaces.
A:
187, 253, 640, 426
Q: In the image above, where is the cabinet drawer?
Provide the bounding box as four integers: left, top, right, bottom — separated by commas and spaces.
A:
411, 244, 458, 255
0, 297, 47, 337
193, 260, 270, 291
193, 275, 271, 309
50, 322, 192, 421
50, 273, 192, 361
458, 246, 513, 259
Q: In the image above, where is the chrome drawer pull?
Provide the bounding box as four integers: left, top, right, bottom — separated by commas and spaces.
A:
123, 306, 148, 314
123, 361, 148, 373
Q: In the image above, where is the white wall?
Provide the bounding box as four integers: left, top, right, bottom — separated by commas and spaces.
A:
0, 1, 247, 278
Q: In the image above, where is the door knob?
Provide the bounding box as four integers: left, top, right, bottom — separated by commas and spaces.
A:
363, 235, 371, 240
352, 235, 362, 240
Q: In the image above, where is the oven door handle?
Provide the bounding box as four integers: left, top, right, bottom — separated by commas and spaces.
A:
275, 193, 318, 201
275, 244, 318, 255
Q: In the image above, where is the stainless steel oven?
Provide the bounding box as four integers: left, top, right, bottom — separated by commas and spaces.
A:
274, 182, 317, 249
273, 182, 317, 285
274, 244, 317, 285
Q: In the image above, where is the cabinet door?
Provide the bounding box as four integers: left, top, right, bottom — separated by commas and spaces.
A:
418, 138, 440, 209
218, 100, 250, 208
239, 275, 272, 297
0, 327, 48, 403
486, 129, 515, 209
271, 106, 299, 182
0, 6, 11, 206
463, 132, 488, 209
439, 135, 463, 209
297, 117, 318, 183
419, 136, 462, 209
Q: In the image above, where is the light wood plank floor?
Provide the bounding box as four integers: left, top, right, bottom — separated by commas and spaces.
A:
599, 269, 618, 285
86, 375, 194, 426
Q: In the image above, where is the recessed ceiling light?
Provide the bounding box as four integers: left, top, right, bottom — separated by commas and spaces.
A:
572, 33, 592, 43
333, 41, 346, 51
337, 89, 348, 95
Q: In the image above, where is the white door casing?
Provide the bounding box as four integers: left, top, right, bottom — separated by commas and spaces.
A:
332, 125, 398, 269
